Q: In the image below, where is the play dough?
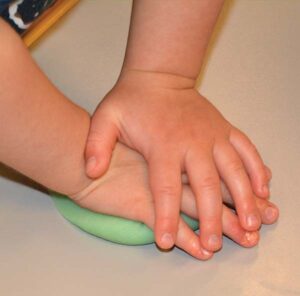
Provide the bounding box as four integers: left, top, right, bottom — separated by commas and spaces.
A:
50, 192, 199, 246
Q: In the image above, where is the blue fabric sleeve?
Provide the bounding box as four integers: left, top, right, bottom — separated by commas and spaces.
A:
1, 0, 57, 35
0, 0, 11, 14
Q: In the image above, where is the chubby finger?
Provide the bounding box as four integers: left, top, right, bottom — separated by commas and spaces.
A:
214, 142, 261, 231
253, 198, 279, 225
229, 128, 269, 198
144, 211, 213, 260
182, 164, 277, 225
148, 151, 182, 249
220, 163, 272, 205
219, 182, 279, 225
180, 186, 259, 248
182, 164, 272, 190
85, 112, 119, 179
222, 206, 260, 247
175, 217, 213, 260
185, 148, 223, 252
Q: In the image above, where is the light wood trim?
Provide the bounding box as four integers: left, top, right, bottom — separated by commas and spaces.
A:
23, 0, 80, 47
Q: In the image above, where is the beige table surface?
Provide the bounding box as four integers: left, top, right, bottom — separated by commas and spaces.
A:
1, 1, 299, 295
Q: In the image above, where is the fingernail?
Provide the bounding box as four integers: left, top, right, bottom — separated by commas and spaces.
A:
265, 206, 277, 221
201, 248, 212, 258
208, 234, 220, 248
161, 233, 174, 248
247, 214, 259, 228
245, 232, 258, 243
86, 157, 97, 172
262, 184, 269, 195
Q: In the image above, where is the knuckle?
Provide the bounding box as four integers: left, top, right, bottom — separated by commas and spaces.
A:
199, 176, 219, 191
87, 130, 104, 142
155, 217, 178, 235
237, 130, 261, 157
227, 160, 244, 174
203, 217, 222, 228
85, 141, 102, 155
265, 166, 272, 180
158, 217, 176, 228
247, 141, 259, 155
156, 185, 179, 200
188, 237, 200, 251
233, 127, 247, 140
86, 140, 102, 148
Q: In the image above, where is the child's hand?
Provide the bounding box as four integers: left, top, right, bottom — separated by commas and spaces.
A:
85, 70, 270, 251
76, 143, 278, 260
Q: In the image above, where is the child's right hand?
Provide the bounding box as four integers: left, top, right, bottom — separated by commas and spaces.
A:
84, 71, 271, 252
72, 143, 279, 260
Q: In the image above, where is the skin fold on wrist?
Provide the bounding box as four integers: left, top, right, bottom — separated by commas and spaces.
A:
117, 68, 196, 90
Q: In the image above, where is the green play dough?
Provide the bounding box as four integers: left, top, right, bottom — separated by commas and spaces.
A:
50, 192, 199, 246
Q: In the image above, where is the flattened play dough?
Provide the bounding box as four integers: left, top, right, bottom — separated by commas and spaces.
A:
50, 192, 199, 246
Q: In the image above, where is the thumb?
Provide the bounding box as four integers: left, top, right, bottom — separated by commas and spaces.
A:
85, 114, 119, 179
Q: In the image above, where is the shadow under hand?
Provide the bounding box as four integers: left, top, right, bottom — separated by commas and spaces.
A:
0, 162, 47, 194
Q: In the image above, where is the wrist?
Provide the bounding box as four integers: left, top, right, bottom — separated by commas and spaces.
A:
68, 143, 125, 203
117, 68, 196, 90
49, 109, 93, 199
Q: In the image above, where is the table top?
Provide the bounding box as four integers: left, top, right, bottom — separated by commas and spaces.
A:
1, 1, 299, 295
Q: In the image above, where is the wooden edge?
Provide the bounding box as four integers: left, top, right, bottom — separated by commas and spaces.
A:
23, 0, 80, 47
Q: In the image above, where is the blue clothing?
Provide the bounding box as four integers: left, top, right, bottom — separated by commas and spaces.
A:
0, 0, 56, 35
0, 0, 12, 13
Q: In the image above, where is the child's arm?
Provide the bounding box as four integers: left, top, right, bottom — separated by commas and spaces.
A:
85, 0, 269, 251
0, 18, 91, 196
